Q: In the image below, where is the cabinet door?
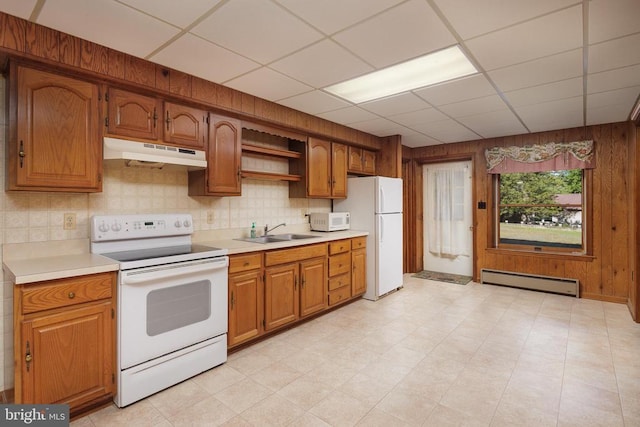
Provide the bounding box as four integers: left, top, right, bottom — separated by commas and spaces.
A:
264, 263, 298, 330
348, 146, 363, 172
106, 88, 160, 140
352, 248, 367, 296
10, 66, 101, 191
331, 143, 348, 198
307, 138, 331, 198
300, 258, 327, 317
362, 149, 376, 175
228, 270, 262, 347
19, 301, 114, 408
206, 114, 242, 195
163, 102, 207, 149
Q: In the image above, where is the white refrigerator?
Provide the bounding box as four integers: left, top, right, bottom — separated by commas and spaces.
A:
334, 176, 403, 300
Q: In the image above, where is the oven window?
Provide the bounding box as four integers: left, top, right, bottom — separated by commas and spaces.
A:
147, 280, 211, 336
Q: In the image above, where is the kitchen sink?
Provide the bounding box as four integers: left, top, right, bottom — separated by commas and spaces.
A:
236, 233, 319, 244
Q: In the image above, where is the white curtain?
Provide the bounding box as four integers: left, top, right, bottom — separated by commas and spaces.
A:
427, 167, 469, 256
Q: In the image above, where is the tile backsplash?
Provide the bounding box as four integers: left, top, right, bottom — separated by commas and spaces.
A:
0, 75, 331, 391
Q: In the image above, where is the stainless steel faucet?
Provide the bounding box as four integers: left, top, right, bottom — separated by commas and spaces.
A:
264, 222, 286, 236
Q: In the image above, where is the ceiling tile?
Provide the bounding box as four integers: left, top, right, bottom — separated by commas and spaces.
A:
410, 120, 480, 143
333, 0, 456, 68
457, 109, 527, 138
270, 40, 373, 88
589, 0, 640, 44
588, 64, 640, 94
360, 93, 430, 116
588, 33, 640, 74
118, 0, 221, 29
434, 0, 577, 40
488, 49, 583, 92
278, 90, 351, 115
38, 0, 180, 58
514, 97, 584, 133
504, 78, 583, 107
438, 95, 507, 118
349, 117, 407, 136
225, 67, 312, 101
191, 0, 323, 64
414, 74, 496, 106
0, 0, 37, 19
151, 33, 259, 83
587, 87, 639, 125
388, 108, 449, 127
465, 6, 583, 71
274, 0, 403, 35
317, 107, 378, 125
400, 131, 443, 148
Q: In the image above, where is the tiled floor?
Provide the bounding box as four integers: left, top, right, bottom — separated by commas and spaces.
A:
73, 274, 640, 426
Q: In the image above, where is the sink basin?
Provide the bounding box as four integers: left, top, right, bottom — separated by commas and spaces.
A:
236, 234, 318, 244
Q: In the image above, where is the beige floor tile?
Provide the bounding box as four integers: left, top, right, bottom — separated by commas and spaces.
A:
379, 344, 426, 369
375, 387, 438, 426
558, 378, 624, 426
192, 364, 247, 395
288, 412, 332, 426
240, 394, 305, 427
355, 408, 410, 426
249, 360, 303, 391
338, 372, 397, 406
168, 395, 237, 426
214, 377, 273, 413
492, 394, 559, 427
425, 403, 489, 427
226, 350, 279, 376
70, 416, 95, 427
303, 359, 357, 388
147, 379, 210, 419
309, 390, 374, 427
219, 415, 254, 426
88, 400, 169, 427
277, 376, 335, 410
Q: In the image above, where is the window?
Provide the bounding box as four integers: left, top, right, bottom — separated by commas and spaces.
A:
495, 169, 584, 252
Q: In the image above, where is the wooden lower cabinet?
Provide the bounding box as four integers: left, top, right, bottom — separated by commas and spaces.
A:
228, 253, 263, 347
229, 238, 366, 349
14, 272, 116, 416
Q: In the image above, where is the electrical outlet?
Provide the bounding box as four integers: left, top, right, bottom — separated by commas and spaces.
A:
206, 211, 214, 224
63, 213, 76, 230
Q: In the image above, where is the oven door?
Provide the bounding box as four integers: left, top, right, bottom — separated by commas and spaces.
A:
119, 256, 228, 370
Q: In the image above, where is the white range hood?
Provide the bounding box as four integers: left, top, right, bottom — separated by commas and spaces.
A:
104, 137, 207, 169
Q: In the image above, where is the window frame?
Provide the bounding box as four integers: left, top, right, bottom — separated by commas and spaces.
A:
492, 169, 591, 255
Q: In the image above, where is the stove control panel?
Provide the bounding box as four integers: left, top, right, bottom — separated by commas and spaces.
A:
91, 214, 194, 241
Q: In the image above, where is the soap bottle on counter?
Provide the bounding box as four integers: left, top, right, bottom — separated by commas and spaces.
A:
250, 222, 257, 238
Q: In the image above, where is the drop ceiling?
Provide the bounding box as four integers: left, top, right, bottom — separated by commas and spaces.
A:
2, 0, 639, 148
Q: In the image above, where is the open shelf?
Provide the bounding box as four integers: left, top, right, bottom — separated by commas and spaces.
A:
242, 143, 301, 159
241, 170, 301, 181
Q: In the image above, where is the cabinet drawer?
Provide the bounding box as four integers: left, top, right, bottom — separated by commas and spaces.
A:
351, 236, 366, 250
265, 243, 327, 266
328, 285, 351, 306
329, 239, 350, 255
329, 252, 350, 277
328, 273, 350, 291
21, 272, 114, 314
229, 253, 262, 273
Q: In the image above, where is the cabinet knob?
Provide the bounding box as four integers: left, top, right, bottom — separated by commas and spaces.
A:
18, 140, 25, 168
68, 292, 75, 299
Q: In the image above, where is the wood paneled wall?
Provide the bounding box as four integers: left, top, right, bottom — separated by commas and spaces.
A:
0, 11, 382, 151
408, 123, 635, 306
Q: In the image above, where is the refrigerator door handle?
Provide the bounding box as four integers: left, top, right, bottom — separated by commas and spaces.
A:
379, 215, 384, 243
379, 185, 384, 213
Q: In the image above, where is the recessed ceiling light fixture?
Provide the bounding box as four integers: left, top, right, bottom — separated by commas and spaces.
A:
324, 45, 477, 104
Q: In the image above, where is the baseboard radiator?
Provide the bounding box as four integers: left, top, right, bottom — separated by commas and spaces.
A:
480, 269, 579, 297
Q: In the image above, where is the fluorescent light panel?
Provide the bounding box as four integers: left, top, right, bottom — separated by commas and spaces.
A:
325, 45, 477, 104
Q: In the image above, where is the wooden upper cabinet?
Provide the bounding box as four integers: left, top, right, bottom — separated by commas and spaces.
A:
106, 88, 160, 140
189, 114, 242, 196
348, 146, 376, 175
305, 138, 347, 199
8, 65, 102, 192
307, 138, 332, 198
332, 143, 348, 198
163, 102, 207, 149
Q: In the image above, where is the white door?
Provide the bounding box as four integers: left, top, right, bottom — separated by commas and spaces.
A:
423, 161, 473, 276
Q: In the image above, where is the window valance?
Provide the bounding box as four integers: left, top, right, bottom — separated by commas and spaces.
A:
485, 140, 594, 174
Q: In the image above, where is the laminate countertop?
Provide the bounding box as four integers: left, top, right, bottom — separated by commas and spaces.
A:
3, 230, 369, 284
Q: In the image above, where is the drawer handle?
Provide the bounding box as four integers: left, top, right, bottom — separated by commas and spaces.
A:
68, 292, 75, 299
243, 261, 250, 266
25, 341, 32, 372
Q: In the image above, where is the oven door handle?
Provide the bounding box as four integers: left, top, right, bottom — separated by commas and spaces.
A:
122, 258, 228, 285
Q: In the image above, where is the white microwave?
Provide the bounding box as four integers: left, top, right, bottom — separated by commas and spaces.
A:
310, 212, 350, 232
